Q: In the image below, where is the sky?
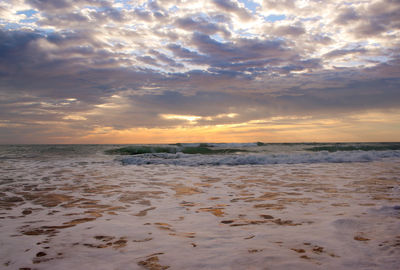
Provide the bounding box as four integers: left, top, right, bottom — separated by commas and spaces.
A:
0, 0, 399, 144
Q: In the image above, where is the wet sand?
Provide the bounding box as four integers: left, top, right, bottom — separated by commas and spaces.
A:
1, 156, 399, 269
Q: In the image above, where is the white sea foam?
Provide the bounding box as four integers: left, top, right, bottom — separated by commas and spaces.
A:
120, 150, 400, 166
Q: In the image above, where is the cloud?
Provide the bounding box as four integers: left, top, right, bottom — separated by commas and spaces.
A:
0, 0, 399, 143
272, 25, 305, 36
133, 8, 153, 21
212, 0, 253, 21
262, 0, 296, 11
26, 0, 73, 11
174, 15, 231, 37
184, 32, 296, 74
323, 48, 367, 59
334, 7, 360, 25
148, 49, 184, 68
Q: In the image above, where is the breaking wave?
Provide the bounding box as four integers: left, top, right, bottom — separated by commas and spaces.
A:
119, 150, 400, 166
105, 145, 248, 155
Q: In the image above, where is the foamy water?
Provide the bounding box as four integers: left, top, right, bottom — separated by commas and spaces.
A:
0, 144, 399, 269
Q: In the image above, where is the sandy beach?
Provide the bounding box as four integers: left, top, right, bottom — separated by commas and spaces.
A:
1, 144, 399, 269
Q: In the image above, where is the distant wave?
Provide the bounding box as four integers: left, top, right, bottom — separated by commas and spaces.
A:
306, 143, 400, 152
119, 150, 400, 166
105, 143, 400, 156
105, 145, 248, 155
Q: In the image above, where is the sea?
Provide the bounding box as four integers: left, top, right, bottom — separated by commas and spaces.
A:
1, 143, 400, 269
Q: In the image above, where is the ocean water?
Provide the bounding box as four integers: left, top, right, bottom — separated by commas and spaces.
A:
0, 143, 400, 269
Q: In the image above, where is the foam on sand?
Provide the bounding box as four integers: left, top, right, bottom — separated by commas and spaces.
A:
0, 144, 399, 269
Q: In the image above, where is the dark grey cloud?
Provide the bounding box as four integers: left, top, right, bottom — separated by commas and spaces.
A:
334, 7, 360, 25
363, 58, 400, 79
106, 73, 400, 129
149, 49, 184, 68
324, 48, 367, 59
0, 29, 164, 104
212, 0, 252, 20
137, 55, 160, 66
89, 6, 125, 22
0, 29, 40, 59
277, 58, 321, 74
147, 0, 169, 19
40, 12, 90, 27
311, 34, 333, 45
262, 0, 296, 10
167, 43, 206, 61
27, 0, 112, 12
175, 32, 299, 75
352, 0, 400, 37
133, 8, 153, 21
273, 25, 305, 36
27, 0, 73, 11
175, 16, 231, 37
355, 21, 386, 38
148, 0, 166, 12
286, 78, 400, 116
27, 0, 128, 31
192, 33, 290, 61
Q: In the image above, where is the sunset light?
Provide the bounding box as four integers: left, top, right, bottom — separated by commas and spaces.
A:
1, 2, 400, 269
0, 0, 399, 143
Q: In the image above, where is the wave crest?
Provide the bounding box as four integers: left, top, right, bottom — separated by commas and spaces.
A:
120, 150, 400, 166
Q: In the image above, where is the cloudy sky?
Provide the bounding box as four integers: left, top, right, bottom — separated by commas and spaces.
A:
0, 0, 399, 143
